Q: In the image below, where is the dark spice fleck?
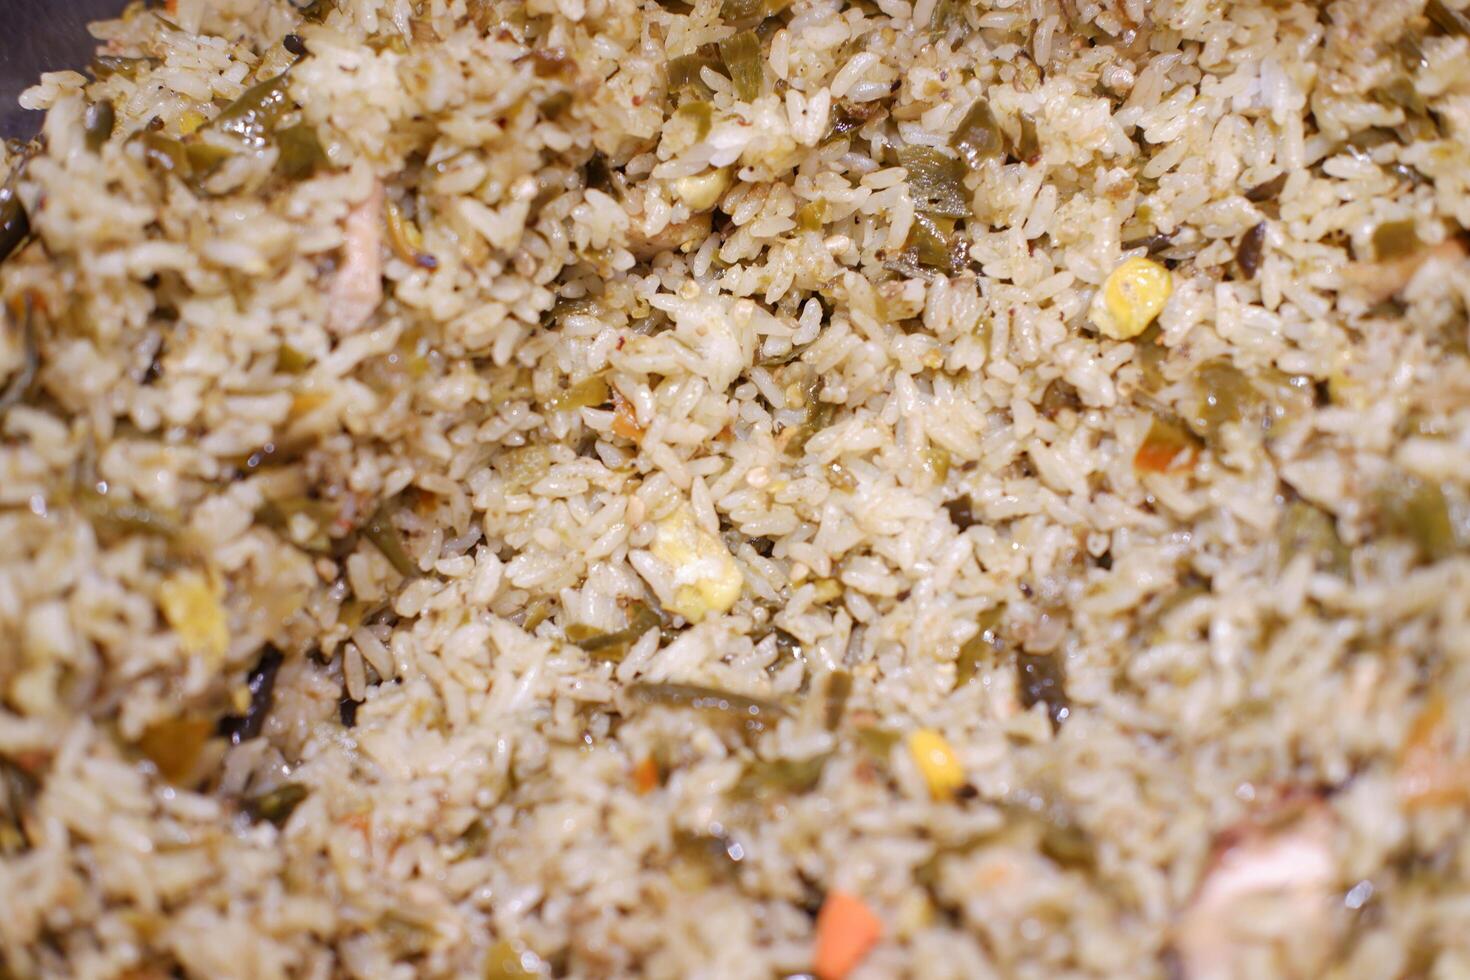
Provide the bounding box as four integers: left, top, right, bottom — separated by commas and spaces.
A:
339, 695, 360, 728
217, 645, 284, 744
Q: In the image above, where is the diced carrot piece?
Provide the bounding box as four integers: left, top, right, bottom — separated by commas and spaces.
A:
632, 756, 659, 795
611, 390, 645, 443
813, 890, 882, 980
1133, 416, 1200, 474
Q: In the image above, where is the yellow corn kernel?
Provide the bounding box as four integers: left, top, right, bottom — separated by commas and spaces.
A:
158, 571, 228, 665
907, 729, 964, 800
650, 506, 744, 623
672, 168, 732, 212
178, 110, 208, 136
1091, 256, 1172, 340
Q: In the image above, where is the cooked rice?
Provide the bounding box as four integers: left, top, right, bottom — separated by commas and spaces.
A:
3, 0, 1470, 976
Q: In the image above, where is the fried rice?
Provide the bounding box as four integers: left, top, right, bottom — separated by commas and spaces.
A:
3, 0, 1470, 977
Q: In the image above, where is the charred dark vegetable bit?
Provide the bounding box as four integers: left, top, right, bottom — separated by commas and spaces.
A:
823, 670, 852, 730
1373, 220, 1422, 261
943, 494, 978, 530
566, 600, 663, 662
218, 646, 285, 744
667, 55, 728, 96
955, 604, 1004, 686
339, 695, 360, 728
718, 31, 764, 102
0, 300, 37, 419
246, 782, 309, 826
0, 759, 37, 855
1121, 231, 1175, 256
628, 682, 786, 734
363, 502, 417, 578
1278, 500, 1350, 577
84, 102, 116, 153
1427, 0, 1470, 37
1235, 221, 1267, 279
1379, 476, 1457, 562
1040, 379, 1082, 419
949, 99, 1003, 170
898, 146, 970, 218
1133, 414, 1201, 474
1244, 172, 1287, 203
1016, 653, 1070, 730
0, 189, 28, 265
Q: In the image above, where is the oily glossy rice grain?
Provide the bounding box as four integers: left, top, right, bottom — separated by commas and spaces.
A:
2, 0, 1470, 977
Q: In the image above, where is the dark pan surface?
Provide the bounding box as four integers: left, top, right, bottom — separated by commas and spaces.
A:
1, 0, 125, 138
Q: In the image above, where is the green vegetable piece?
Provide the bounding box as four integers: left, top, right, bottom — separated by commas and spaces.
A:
898, 145, 970, 218
955, 604, 1004, 686
1131, 323, 1169, 393
1380, 476, 1456, 562
256, 496, 337, 553
949, 99, 1003, 170
84, 101, 116, 153
184, 141, 234, 179
1185, 359, 1265, 441
1278, 500, 1350, 577
214, 74, 293, 149
930, 0, 965, 35
1016, 112, 1041, 162
906, 211, 961, 272
276, 343, 312, 374
855, 725, 901, 759
823, 670, 852, 730
246, 782, 309, 826
275, 123, 329, 180
628, 682, 786, 734
137, 716, 213, 785
720, 0, 766, 25
675, 100, 714, 141
667, 55, 728, 96
77, 485, 183, 543
139, 132, 191, 175
1016, 652, 1069, 730
1373, 220, 1422, 261
363, 502, 417, 577
719, 31, 764, 102
733, 753, 829, 798
0, 299, 36, 419
567, 601, 663, 663
90, 55, 159, 79
483, 939, 543, 980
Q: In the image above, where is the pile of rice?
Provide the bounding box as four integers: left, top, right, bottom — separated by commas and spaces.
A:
3, 0, 1470, 976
